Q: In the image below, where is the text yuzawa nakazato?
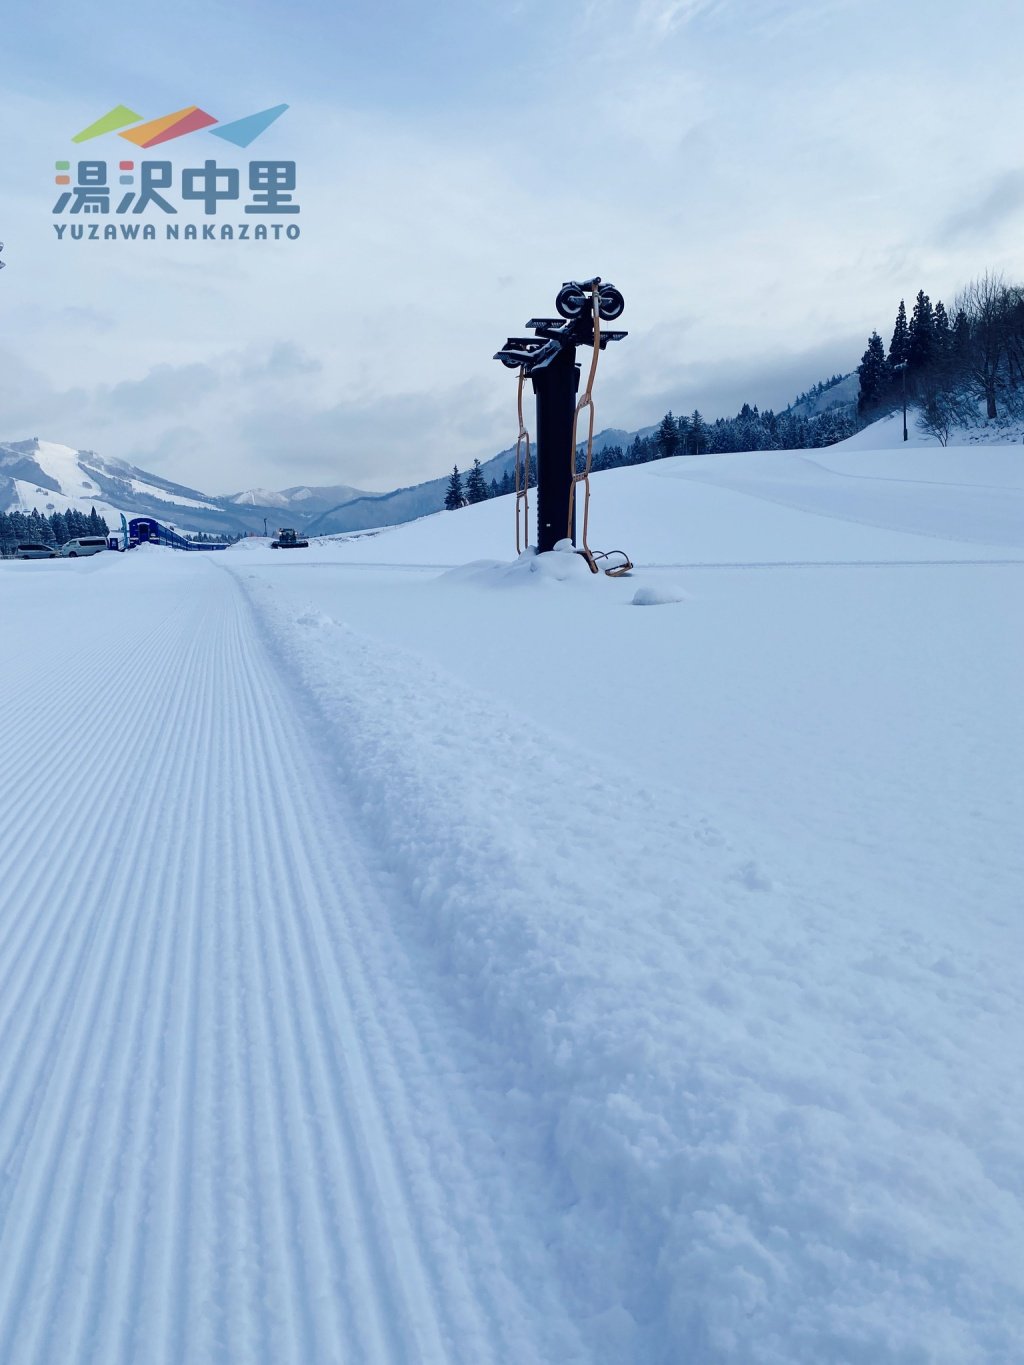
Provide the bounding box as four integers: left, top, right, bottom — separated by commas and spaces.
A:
52, 158, 302, 244
54, 222, 300, 241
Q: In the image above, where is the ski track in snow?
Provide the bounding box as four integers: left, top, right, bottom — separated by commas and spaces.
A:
0, 559, 585, 1365
2, 436, 1021, 1365
233, 538, 1024, 1364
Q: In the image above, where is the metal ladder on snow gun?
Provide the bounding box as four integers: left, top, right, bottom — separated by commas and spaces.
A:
494, 278, 633, 575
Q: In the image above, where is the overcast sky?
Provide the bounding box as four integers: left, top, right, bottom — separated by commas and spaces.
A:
2, 0, 1023, 494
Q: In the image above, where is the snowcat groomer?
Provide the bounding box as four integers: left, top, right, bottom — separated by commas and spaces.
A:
271, 528, 309, 549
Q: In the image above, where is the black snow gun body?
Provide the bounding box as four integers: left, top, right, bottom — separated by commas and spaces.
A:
493, 277, 632, 574
271, 528, 309, 549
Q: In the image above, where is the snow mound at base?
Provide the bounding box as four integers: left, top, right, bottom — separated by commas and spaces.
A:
440, 543, 600, 590
631, 583, 688, 606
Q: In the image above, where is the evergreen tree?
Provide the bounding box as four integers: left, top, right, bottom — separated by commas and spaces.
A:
444, 465, 465, 510
908, 289, 934, 377
655, 412, 680, 459
688, 410, 708, 454
927, 300, 958, 395
888, 299, 910, 370
465, 458, 488, 504
857, 331, 889, 412
593, 443, 625, 472
762, 409, 780, 448
933, 300, 951, 353
706, 419, 729, 454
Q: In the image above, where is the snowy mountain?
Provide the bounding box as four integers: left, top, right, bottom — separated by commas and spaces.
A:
2, 438, 131, 528
1, 438, 237, 534
231, 482, 370, 514
230, 487, 295, 509
1, 438, 376, 537
304, 428, 644, 535
6, 404, 1018, 545
1, 432, 644, 539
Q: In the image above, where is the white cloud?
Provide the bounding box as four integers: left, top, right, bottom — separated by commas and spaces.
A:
4, 2, 1024, 493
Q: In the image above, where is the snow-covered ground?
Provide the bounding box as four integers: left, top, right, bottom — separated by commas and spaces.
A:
1, 441, 1021, 1364
847, 406, 1024, 450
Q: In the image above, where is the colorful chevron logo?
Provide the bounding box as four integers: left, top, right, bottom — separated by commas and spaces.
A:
72, 103, 289, 150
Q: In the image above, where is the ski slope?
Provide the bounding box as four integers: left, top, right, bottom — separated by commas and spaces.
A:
0, 555, 585, 1365
1, 443, 1022, 1363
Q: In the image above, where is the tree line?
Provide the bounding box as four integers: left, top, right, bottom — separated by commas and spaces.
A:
438, 265, 1023, 511
857, 270, 1024, 443
600, 402, 860, 466
444, 401, 859, 509
444, 459, 489, 510
0, 505, 110, 555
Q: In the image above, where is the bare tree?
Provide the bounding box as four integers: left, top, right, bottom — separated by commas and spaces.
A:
916, 386, 974, 446
954, 270, 1015, 420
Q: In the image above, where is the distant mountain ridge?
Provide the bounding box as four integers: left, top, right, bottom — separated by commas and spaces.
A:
14, 385, 867, 539
303, 427, 641, 535
2, 439, 249, 535
1, 428, 641, 538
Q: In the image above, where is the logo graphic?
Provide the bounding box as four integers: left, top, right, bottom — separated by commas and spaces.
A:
51, 103, 301, 245
72, 103, 289, 149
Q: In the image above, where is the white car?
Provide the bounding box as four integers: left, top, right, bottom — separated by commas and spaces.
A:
59, 536, 107, 558
12, 542, 56, 559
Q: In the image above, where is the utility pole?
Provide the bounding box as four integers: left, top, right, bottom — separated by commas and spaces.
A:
894, 360, 909, 441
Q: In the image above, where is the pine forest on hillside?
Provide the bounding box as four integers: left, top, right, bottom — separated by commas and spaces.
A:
857, 271, 1024, 443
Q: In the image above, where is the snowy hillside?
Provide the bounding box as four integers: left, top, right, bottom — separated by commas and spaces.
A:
1, 437, 1020, 1364
785, 371, 859, 418
1, 438, 129, 527
8, 407, 1018, 546
1, 438, 371, 538
298, 432, 644, 536
0, 438, 229, 533
843, 406, 1024, 449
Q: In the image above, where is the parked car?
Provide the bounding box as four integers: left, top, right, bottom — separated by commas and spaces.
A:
12, 543, 56, 559
58, 537, 107, 558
